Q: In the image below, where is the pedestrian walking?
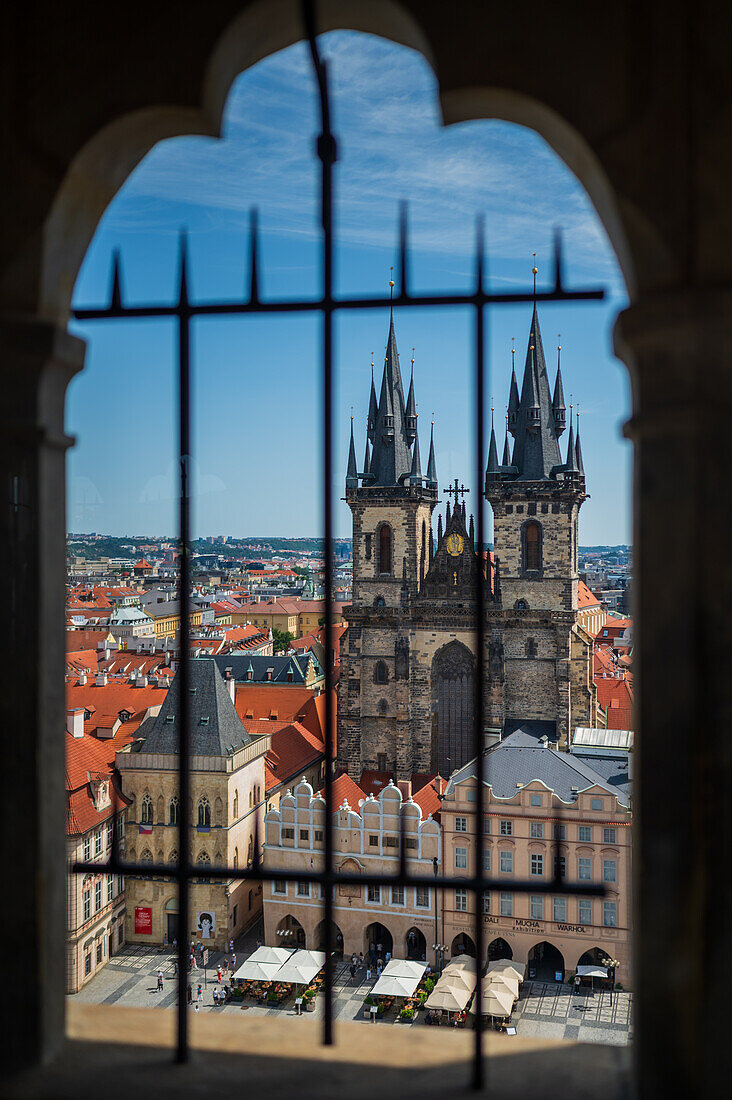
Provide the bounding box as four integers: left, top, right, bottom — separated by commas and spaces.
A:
197, 984, 203, 1003
359, 952, 364, 967
231, 953, 236, 971
385, 951, 392, 965
157, 972, 163, 992
366, 966, 372, 982
217, 966, 222, 983
376, 964, 382, 980
574, 975, 581, 996
194, 1002, 199, 1014
229, 939, 234, 953
349, 963, 356, 981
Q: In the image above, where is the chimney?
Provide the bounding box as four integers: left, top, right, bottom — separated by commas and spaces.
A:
79, 671, 87, 686
104, 646, 110, 660
96, 671, 108, 687
136, 674, 148, 687
227, 677, 236, 704
397, 780, 412, 801
67, 708, 85, 738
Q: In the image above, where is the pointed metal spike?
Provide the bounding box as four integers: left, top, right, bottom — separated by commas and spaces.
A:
398, 201, 408, 298
249, 207, 260, 304
553, 227, 564, 292
177, 230, 190, 307
110, 249, 123, 311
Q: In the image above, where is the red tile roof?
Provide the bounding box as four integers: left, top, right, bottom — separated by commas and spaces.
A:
412, 776, 443, 820
595, 676, 634, 730
66, 629, 113, 651
578, 580, 601, 608
321, 770, 366, 809
66, 649, 99, 674
265, 722, 325, 791
359, 770, 393, 797
234, 685, 314, 725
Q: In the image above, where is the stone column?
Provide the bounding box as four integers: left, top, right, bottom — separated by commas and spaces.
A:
615, 290, 731, 1099
0, 316, 85, 1072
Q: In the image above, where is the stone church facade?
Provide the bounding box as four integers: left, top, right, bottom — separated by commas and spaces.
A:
338, 302, 598, 781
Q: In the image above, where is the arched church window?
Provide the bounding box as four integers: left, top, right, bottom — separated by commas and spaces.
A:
140, 794, 153, 825
374, 660, 388, 684
524, 521, 542, 571
378, 524, 392, 576
197, 796, 211, 827
515, 599, 529, 611
374, 596, 385, 609
169, 796, 179, 825
525, 637, 538, 658
378, 699, 389, 715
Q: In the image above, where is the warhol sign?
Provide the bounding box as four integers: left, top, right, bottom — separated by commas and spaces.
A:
134, 906, 152, 935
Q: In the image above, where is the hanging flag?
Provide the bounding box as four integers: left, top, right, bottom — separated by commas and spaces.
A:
138, 823, 153, 835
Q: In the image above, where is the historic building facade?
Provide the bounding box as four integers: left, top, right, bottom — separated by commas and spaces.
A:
338, 303, 598, 780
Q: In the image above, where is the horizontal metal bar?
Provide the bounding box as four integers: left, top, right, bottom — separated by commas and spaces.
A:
72, 859, 606, 896
73, 286, 603, 322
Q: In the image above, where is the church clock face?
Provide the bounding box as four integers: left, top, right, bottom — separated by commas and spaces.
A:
446, 532, 464, 556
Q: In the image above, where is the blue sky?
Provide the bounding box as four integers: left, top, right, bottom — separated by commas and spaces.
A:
68, 31, 631, 545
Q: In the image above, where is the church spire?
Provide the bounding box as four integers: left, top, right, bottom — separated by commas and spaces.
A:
346, 415, 358, 489
552, 336, 566, 436
502, 413, 511, 466
367, 356, 378, 444
405, 349, 417, 444
362, 434, 372, 479
487, 406, 500, 474
507, 342, 519, 431
575, 407, 585, 474
565, 403, 579, 473
368, 274, 412, 487
409, 425, 423, 484
427, 421, 438, 487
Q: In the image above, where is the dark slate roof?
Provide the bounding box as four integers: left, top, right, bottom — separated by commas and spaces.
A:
505, 305, 564, 481
213, 652, 321, 685
445, 729, 631, 808
135, 658, 251, 756
367, 311, 413, 487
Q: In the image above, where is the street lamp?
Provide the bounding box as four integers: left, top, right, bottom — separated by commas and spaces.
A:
433, 943, 447, 974
432, 856, 440, 970
602, 956, 620, 1000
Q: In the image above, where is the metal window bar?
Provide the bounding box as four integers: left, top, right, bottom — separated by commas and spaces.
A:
70, 0, 607, 1087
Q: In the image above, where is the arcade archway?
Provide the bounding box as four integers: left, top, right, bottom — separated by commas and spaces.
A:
276, 914, 306, 949
451, 933, 476, 958
364, 922, 392, 959
405, 927, 426, 960
315, 919, 344, 957
528, 941, 565, 982
487, 937, 513, 961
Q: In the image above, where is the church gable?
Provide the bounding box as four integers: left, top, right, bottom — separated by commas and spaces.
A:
418, 496, 480, 602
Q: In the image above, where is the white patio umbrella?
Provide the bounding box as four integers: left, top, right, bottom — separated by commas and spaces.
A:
480, 985, 515, 1018
274, 949, 326, 986
487, 959, 526, 983
425, 982, 472, 1012
371, 972, 421, 998
448, 954, 478, 969
440, 967, 477, 990
485, 973, 520, 999
380, 959, 428, 981
233, 946, 294, 982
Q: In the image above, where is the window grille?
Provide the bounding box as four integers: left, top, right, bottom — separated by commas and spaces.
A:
70, 1, 606, 1085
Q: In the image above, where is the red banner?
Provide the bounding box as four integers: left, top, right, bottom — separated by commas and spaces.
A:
134, 906, 152, 934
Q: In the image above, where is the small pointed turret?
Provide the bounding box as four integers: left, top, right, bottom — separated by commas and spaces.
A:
446, 501, 451, 526
575, 410, 585, 474
469, 513, 475, 545
525, 341, 541, 431
346, 417, 358, 489
409, 427, 423, 485
507, 344, 519, 432
367, 359, 378, 443
437, 513, 443, 544
405, 350, 417, 445
502, 416, 511, 467
552, 337, 566, 437
426, 421, 438, 487
362, 436, 372, 479
565, 406, 579, 474
487, 412, 500, 475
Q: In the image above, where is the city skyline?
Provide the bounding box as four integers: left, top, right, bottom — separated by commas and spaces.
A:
68, 30, 631, 544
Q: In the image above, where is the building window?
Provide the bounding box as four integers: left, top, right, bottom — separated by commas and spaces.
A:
455, 816, 468, 832
94, 829, 103, 855
83, 889, 91, 922
578, 857, 592, 880
554, 855, 567, 878
578, 826, 592, 842
482, 849, 491, 872
530, 795, 542, 808
455, 847, 468, 870
169, 797, 179, 825
107, 876, 114, 903
233, 791, 238, 819
591, 798, 603, 810
117, 816, 124, 839
416, 886, 429, 908
525, 637, 538, 658
233, 905, 238, 926
95, 880, 102, 912
530, 822, 544, 837
530, 895, 543, 919
500, 850, 513, 873
391, 885, 405, 905
603, 900, 618, 927
465, 789, 477, 802
524, 521, 542, 571
603, 859, 617, 883
367, 885, 380, 903
84, 835, 91, 862
233, 847, 238, 869
500, 892, 513, 917
500, 820, 512, 836
140, 794, 153, 826
106, 822, 113, 848
578, 899, 593, 925
378, 524, 392, 575
603, 827, 617, 844
483, 817, 491, 834
297, 881, 310, 897
374, 661, 388, 684
365, 533, 372, 560
482, 893, 491, 914
383, 835, 398, 848
273, 881, 286, 895
314, 830, 323, 843
455, 888, 468, 912
554, 824, 566, 841
282, 827, 294, 840
530, 854, 544, 876
197, 797, 211, 827
369, 834, 379, 847
85, 954, 92, 976
96, 942, 103, 965
300, 829, 309, 842
553, 897, 567, 922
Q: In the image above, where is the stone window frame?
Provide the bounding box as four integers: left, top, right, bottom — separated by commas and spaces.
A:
373, 660, 388, 684
520, 518, 544, 575
376, 522, 393, 577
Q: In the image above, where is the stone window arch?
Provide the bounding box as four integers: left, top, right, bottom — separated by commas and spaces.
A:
522, 520, 542, 572
156, 794, 164, 824
378, 698, 389, 715
247, 835, 254, 865
432, 640, 475, 777
233, 790, 238, 819
515, 598, 529, 611
233, 846, 238, 869
140, 794, 153, 826
525, 637, 538, 658
196, 850, 211, 883
214, 795, 224, 826
169, 796, 179, 825
378, 523, 393, 576
140, 848, 153, 864
373, 595, 385, 609
197, 796, 211, 827
168, 849, 179, 866
374, 660, 388, 684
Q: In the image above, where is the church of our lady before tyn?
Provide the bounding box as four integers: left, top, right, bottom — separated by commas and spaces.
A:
337, 299, 599, 781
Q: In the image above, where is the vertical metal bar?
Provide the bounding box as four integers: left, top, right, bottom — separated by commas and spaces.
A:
472, 217, 486, 1091
304, 0, 337, 1047
176, 235, 192, 1063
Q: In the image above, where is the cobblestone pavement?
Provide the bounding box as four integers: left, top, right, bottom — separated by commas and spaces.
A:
72, 928, 632, 1045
